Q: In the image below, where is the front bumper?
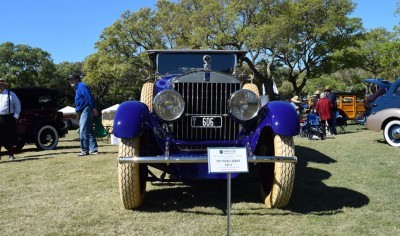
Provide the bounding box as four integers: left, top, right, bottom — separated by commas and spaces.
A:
119, 154, 297, 164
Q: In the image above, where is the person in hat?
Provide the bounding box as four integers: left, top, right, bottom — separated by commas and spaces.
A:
312, 90, 321, 110
324, 86, 337, 135
68, 74, 99, 156
0, 79, 21, 160
290, 95, 302, 116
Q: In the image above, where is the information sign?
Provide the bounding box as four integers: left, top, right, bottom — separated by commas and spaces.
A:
208, 147, 248, 174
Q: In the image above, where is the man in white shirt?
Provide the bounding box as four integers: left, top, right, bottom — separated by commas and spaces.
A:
0, 79, 21, 160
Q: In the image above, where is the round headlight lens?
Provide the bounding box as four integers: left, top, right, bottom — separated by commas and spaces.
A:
153, 90, 185, 121
228, 89, 260, 121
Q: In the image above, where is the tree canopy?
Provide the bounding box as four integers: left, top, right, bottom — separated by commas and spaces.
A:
0, 42, 55, 88
3, 0, 399, 105
85, 0, 364, 99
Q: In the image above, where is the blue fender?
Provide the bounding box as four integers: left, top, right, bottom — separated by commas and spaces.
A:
258, 101, 300, 136
248, 101, 299, 151
113, 101, 150, 138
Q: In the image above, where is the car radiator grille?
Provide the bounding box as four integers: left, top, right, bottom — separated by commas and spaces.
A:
173, 82, 241, 142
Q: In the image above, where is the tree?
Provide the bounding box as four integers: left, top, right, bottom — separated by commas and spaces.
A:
86, 0, 363, 99
54, 62, 83, 108
260, 0, 363, 95
356, 28, 393, 78
279, 81, 294, 99
0, 42, 56, 88
82, 8, 167, 103
156, 0, 363, 96
379, 27, 400, 80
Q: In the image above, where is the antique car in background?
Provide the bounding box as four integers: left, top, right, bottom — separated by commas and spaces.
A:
10, 88, 67, 151
363, 78, 392, 116
365, 79, 400, 147
335, 92, 366, 120
113, 50, 299, 210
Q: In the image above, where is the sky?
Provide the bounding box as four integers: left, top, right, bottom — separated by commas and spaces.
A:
0, 0, 399, 64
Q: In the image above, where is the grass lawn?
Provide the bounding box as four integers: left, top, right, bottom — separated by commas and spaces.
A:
1, 124, 399, 235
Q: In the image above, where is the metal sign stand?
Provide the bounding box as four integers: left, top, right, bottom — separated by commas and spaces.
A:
204, 147, 296, 236
207, 147, 248, 236
227, 173, 232, 236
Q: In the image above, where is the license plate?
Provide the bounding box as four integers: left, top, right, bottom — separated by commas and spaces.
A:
191, 116, 222, 128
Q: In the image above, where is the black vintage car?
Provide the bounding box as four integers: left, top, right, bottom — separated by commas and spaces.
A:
9, 88, 67, 151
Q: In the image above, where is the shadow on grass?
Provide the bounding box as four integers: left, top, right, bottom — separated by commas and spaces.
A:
0, 145, 82, 163
288, 146, 369, 214
137, 145, 369, 215
375, 139, 388, 145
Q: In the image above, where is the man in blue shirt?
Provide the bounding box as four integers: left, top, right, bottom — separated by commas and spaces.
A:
68, 74, 99, 156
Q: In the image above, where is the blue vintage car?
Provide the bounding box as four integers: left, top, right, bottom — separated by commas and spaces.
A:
366, 78, 400, 147
113, 50, 299, 210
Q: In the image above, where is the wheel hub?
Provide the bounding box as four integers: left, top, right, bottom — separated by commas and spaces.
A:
391, 127, 400, 141
45, 134, 53, 141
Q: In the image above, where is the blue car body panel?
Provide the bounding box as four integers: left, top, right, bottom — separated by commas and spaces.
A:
371, 79, 400, 113
363, 78, 392, 90
113, 101, 149, 138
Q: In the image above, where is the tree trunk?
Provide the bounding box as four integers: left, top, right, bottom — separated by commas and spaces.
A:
242, 56, 277, 101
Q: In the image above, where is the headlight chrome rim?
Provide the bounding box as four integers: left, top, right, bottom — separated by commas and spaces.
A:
153, 90, 185, 121
228, 89, 260, 121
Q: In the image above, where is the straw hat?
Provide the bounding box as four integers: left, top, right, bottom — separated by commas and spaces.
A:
324, 86, 331, 91
291, 95, 301, 103
314, 90, 320, 95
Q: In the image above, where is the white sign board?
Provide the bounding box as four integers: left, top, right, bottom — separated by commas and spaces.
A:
208, 147, 248, 173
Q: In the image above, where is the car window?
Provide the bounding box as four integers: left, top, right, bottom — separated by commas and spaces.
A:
356, 96, 365, 103
40, 95, 58, 108
13, 90, 58, 110
157, 53, 236, 74
394, 86, 400, 96
342, 97, 353, 103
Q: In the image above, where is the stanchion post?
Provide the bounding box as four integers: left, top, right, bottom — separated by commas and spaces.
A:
227, 173, 231, 236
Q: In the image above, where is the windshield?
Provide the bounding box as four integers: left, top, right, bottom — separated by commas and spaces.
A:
156, 53, 236, 74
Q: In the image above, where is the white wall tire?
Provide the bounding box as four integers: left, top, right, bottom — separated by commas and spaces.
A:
118, 137, 146, 209
384, 120, 400, 147
34, 124, 59, 150
259, 134, 296, 208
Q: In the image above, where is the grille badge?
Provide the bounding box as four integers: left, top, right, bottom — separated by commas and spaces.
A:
204, 72, 210, 81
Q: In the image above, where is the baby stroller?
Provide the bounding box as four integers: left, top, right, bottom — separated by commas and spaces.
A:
303, 113, 325, 140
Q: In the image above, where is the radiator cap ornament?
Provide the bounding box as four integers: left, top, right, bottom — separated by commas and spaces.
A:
204, 55, 211, 81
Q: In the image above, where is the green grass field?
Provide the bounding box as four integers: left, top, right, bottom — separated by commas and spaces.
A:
1, 125, 399, 235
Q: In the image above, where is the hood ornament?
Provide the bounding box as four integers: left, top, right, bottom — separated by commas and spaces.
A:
203, 55, 211, 81
203, 55, 211, 71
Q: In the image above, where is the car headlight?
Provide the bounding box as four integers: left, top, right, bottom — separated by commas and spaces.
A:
153, 90, 185, 121
228, 89, 260, 121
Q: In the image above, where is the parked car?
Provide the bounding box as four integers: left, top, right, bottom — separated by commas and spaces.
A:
363, 78, 392, 116
9, 88, 67, 151
113, 50, 299, 210
365, 79, 400, 147
335, 92, 366, 120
